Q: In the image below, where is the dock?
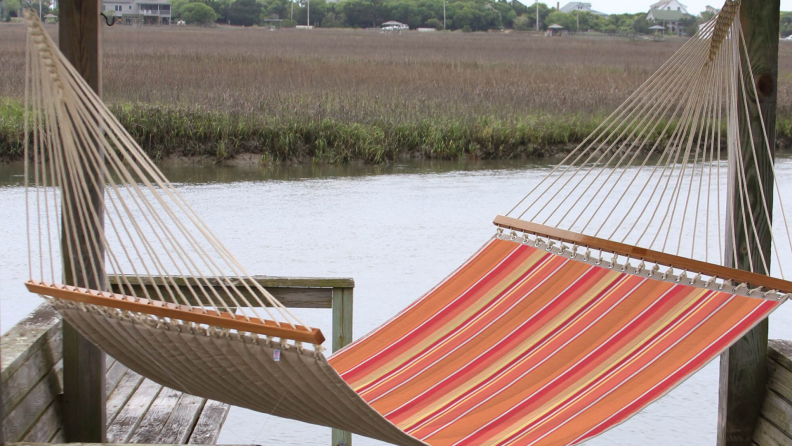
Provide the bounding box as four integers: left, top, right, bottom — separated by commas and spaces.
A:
1, 304, 229, 444
1, 276, 355, 446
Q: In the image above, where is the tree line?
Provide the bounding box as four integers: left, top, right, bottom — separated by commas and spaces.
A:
168, 0, 698, 34
0, 0, 712, 36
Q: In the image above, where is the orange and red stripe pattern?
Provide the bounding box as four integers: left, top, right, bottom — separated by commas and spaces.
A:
329, 238, 778, 446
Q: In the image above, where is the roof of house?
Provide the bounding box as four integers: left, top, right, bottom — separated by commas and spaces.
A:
548, 24, 564, 29
560, 2, 590, 13
650, 0, 689, 10
382, 20, 405, 26
559, 2, 608, 16
648, 8, 684, 21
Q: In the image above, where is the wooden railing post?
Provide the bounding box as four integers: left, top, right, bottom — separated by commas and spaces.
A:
332, 287, 353, 446
59, 0, 107, 441
717, 2, 779, 446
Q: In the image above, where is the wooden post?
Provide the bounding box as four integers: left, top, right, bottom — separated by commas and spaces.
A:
59, 0, 107, 442
717, 2, 779, 446
332, 287, 353, 446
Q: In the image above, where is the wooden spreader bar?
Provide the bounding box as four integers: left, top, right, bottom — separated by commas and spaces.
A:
26, 280, 326, 345
494, 215, 792, 295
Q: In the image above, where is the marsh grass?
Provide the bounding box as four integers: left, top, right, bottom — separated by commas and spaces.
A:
2, 24, 792, 162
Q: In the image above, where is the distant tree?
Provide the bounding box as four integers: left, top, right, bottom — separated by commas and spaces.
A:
425, 17, 440, 29
181, 2, 217, 23
228, 0, 261, 25
462, 24, 471, 32
170, 0, 190, 18
321, 10, 347, 26
679, 15, 698, 36
512, 14, 531, 31
782, 11, 792, 37
631, 13, 649, 34
295, 0, 327, 26
699, 10, 716, 23
545, 11, 571, 29
2, 0, 21, 19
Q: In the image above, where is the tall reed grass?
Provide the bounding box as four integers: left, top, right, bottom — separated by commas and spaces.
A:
2, 25, 792, 162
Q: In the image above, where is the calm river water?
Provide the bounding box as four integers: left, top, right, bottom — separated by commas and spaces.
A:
2, 156, 792, 446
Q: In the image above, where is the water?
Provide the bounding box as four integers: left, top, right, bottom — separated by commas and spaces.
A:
2, 157, 792, 446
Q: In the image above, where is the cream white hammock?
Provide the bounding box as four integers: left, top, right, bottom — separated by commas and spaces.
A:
21, 2, 792, 445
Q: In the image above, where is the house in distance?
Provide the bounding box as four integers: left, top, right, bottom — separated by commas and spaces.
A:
647, 0, 690, 35
104, 0, 172, 25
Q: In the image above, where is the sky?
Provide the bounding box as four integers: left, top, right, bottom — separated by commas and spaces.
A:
533, 0, 792, 15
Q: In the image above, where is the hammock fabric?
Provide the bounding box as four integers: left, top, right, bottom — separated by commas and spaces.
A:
330, 238, 778, 446
19, 1, 792, 445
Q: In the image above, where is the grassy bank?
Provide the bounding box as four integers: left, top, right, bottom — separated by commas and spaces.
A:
3, 26, 792, 163
0, 99, 602, 163
4, 99, 792, 163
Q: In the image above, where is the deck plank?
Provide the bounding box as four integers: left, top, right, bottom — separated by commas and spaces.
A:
105, 360, 129, 398
188, 400, 231, 445
128, 386, 182, 443
106, 369, 144, 424
753, 416, 792, 446
106, 379, 162, 443
155, 394, 206, 444
20, 399, 61, 443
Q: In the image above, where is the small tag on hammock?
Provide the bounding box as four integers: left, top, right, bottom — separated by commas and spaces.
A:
273, 349, 281, 362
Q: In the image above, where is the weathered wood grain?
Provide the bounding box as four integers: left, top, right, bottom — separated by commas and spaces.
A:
3, 365, 64, 442
154, 394, 205, 444
718, 2, 780, 446
767, 359, 792, 404
769, 340, 792, 372
758, 391, 792, 437
187, 400, 230, 445
128, 386, 182, 443
12, 443, 254, 446
105, 360, 130, 397
49, 428, 65, 443
1, 305, 61, 383
59, 0, 107, 438
2, 329, 62, 416
21, 399, 61, 443
106, 370, 144, 424
106, 379, 162, 443
753, 416, 792, 446
332, 287, 354, 446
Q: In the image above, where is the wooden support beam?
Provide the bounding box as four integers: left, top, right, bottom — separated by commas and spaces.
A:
108, 275, 355, 309
332, 287, 353, 446
718, 2, 780, 446
58, 0, 106, 441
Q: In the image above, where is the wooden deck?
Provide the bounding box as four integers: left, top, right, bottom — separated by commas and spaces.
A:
1, 304, 229, 444
105, 357, 229, 444
754, 339, 792, 446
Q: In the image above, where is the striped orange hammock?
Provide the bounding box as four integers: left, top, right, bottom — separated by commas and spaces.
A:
21, 1, 792, 445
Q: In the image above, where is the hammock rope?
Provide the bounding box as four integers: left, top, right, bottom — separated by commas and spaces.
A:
20, 2, 792, 445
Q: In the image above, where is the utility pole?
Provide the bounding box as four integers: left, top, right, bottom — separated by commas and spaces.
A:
290, 0, 293, 20
717, 2, 780, 446
443, 0, 445, 30
535, 0, 538, 31
306, 0, 309, 27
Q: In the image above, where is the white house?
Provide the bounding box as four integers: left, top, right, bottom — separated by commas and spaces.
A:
648, 0, 689, 15
559, 2, 608, 17
104, 0, 171, 24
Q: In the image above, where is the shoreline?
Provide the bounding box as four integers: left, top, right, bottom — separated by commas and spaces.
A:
4, 100, 792, 165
